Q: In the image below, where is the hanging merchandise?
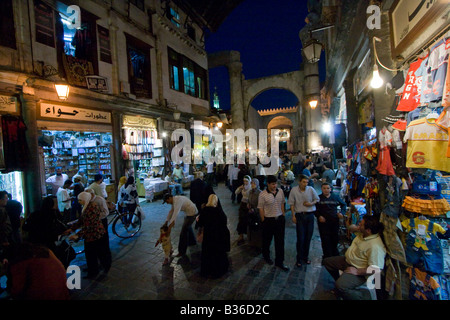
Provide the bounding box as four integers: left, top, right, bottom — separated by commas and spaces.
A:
403, 117, 450, 172
383, 176, 403, 218
1, 115, 29, 172
436, 107, 450, 157
402, 217, 445, 275
417, 38, 450, 105
380, 212, 407, 264
407, 267, 441, 300
443, 40, 450, 107
376, 127, 395, 176
396, 58, 425, 112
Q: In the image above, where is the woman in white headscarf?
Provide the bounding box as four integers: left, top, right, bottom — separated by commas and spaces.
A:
67, 191, 110, 279
235, 175, 252, 244
247, 178, 262, 231
196, 194, 230, 278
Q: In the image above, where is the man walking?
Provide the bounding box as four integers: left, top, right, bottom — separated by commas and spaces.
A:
315, 182, 347, 261
288, 174, 320, 267
163, 193, 198, 258
323, 215, 386, 300
258, 175, 289, 271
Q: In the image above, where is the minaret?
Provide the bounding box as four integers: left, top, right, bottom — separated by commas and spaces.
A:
213, 86, 220, 110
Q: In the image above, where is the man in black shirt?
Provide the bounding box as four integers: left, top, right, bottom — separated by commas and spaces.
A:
315, 183, 347, 261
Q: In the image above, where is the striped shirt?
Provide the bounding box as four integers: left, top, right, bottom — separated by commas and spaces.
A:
257, 188, 285, 218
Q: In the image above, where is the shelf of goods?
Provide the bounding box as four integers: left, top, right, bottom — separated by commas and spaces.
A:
43, 144, 112, 183
122, 128, 164, 175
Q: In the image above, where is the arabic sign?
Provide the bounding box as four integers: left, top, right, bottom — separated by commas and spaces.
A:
86, 76, 109, 92
39, 102, 111, 124
0, 95, 18, 114
389, 0, 448, 58
123, 115, 157, 129
164, 121, 185, 131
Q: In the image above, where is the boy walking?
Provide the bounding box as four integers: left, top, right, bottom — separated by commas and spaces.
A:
315, 182, 347, 261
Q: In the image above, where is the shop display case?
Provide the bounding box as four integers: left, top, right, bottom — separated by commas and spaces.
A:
41, 131, 113, 184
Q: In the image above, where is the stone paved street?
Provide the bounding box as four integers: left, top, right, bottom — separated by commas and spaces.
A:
69, 182, 339, 300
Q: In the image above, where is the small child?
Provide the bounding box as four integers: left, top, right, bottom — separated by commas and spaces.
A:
155, 224, 173, 266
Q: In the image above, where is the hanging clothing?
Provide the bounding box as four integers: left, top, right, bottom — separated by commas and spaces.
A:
402, 196, 450, 217
72, 28, 93, 61
436, 107, 450, 157
376, 128, 395, 176
380, 213, 406, 263
417, 38, 449, 104
403, 217, 445, 275
403, 118, 450, 172
1, 115, 29, 172
407, 267, 441, 300
443, 39, 450, 107
397, 58, 424, 112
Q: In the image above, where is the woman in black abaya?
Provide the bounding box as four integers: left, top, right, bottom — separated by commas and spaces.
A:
197, 194, 230, 278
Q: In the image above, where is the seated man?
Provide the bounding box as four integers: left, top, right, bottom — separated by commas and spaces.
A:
165, 171, 184, 195
172, 163, 185, 184
323, 214, 386, 300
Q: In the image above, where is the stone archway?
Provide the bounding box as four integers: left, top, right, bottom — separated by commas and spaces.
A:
267, 116, 294, 152
243, 71, 303, 126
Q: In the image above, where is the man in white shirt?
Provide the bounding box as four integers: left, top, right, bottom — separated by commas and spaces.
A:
88, 174, 108, 199
289, 174, 320, 267
258, 175, 289, 271
163, 193, 198, 258
57, 179, 73, 223
46, 167, 69, 196
165, 171, 184, 195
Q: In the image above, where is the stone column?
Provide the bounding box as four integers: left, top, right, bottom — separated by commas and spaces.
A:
111, 111, 124, 181
303, 62, 321, 151
228, 61, 245, 131
21, 94, 42, 216
343, 75, 361, 146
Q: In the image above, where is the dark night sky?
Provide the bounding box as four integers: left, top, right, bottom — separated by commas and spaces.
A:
205, 0, 326, 111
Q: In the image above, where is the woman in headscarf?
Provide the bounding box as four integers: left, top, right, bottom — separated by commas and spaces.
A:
196, 194, 230, 278
117, 176, 140, 225
67, 191, 110, 279
247, 178, 262, 231
235, 175, 252, 244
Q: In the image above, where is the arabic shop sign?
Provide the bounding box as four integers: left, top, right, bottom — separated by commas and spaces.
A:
39, 102, 111, 124
389, 0, 448, 59
0, 95, 18, 114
